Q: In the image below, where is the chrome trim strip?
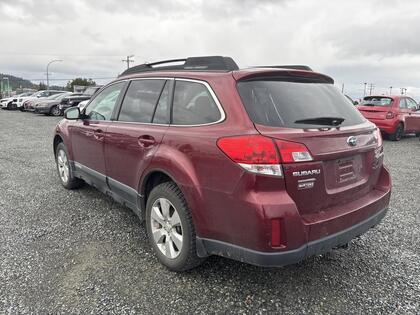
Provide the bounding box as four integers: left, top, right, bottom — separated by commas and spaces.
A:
80, 77, 226, 128
109, 120, 170, 127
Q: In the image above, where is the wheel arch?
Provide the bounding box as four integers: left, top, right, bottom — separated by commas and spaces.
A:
53, 134, 64, 156
139, 167, 204, 233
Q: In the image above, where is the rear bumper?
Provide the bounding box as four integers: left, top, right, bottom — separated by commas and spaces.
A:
368, 118, 397, 134
197, 206, 387, 267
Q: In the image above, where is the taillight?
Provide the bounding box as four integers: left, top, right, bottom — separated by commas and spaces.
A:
274, 140, 313, 163
386, 111, 394, 119
217, 135, 282, 176
217, 135, 313, 176
373, 128, 383, 167
373, 128, 383, 148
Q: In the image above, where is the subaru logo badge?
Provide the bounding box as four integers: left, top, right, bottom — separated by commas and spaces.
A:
347, 136, 357, 146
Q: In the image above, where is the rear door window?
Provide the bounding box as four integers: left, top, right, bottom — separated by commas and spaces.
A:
237, 80, 365, 129
172, 80, 221, 125
118, 79, 166, 123
406, 98, 418, 110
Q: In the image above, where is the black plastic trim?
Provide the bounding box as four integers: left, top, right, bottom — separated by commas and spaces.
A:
119, 56, 239, 76
72, 161, 143, 220
196, 207, 388, 267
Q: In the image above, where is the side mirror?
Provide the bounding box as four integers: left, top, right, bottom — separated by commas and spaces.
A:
64, 107, 80, 120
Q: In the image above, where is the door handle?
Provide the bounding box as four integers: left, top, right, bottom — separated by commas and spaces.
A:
138, 135, 156, 147
93, 129, 104, 140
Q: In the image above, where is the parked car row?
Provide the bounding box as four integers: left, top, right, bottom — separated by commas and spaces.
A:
0, 91, 34, 110
1, 86, 102, 116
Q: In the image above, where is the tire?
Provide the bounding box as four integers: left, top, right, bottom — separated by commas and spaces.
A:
389, 123, 403, 141
145, 182, 204, 271
55, 142, 83, 189
6, 102, 13, 110
50, 105, 61, 116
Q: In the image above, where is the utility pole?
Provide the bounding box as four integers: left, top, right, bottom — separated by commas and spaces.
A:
389, 86, 393, 95
341, 83, 345, 93
122, 55, 135, 69
368, 83, 375, 96
46, 59, 63, 90
3, 77, 10, 97
363, 82, 367, 97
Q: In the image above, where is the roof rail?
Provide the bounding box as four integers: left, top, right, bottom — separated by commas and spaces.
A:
256, 65, 313, 71
119, 56, 239, 76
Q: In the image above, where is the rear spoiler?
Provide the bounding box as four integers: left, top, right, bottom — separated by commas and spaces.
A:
233, 69, 334, 84
255, 65, 313, 71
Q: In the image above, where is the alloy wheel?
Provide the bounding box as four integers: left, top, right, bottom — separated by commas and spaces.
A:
150, 197, 183, 259
57, 149, 69, 183
51, 106, 61, 116
396, 125, 402, 141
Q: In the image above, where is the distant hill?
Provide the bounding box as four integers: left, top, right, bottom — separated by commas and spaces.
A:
0, 73, 35, 90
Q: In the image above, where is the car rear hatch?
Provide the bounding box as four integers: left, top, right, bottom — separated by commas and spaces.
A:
357, 97, 394, 120
235, 71, 383, 219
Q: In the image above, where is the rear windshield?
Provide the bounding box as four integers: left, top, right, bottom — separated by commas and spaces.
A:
362, 97, 393, 106
237, 80, 365, 128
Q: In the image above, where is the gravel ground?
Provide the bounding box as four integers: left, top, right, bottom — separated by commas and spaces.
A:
0, 110, 419, 314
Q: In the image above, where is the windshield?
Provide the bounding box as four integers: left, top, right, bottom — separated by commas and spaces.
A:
362, 97, 393, 106
19, 92, 34, 97
46, 93, 66, 100
55, 93, 72, 100
83, 87, 98, 96
237, 80, 365, 128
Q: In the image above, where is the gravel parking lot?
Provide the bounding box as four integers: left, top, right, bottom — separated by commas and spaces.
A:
0, 110, 419, 314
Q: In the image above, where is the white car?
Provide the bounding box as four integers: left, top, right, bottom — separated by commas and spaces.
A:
17, 90, 64, 111
1, 92, 34, 110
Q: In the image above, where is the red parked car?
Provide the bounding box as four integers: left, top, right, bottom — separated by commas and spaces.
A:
54, 56, 391, 271
357, 95, 420, 141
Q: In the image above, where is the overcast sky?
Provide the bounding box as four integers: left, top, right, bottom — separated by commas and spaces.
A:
1, 0, 420, 99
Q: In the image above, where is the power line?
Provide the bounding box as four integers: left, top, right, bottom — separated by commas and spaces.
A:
368, 83, 375, 95
0, 52, 130, 57
12, 77, 116, 81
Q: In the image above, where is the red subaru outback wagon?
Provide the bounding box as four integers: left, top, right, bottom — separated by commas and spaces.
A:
54, 56, 391, 271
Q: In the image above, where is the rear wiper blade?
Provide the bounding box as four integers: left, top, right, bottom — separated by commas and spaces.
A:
294, 117, 345, 126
